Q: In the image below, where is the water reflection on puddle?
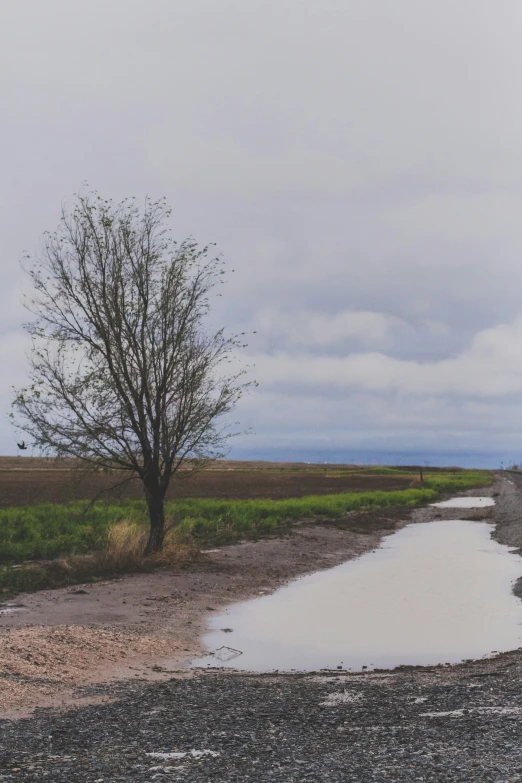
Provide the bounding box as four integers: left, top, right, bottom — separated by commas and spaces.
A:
430, 496, 495, 509
194, 519, 522, 672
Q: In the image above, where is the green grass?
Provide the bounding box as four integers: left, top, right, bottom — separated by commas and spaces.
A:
0, 469, 493, 596
0, 470, 492, 567
422, 472, 493, 493
171, 487, 440, 545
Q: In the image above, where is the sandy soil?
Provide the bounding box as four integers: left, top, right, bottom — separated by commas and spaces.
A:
0, 508, 406, 716
0, 476, 500, 718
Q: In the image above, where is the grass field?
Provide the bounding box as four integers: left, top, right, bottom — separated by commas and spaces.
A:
0, 458, 477, 507
0, 466, 493, 596
0, 468, 492, 559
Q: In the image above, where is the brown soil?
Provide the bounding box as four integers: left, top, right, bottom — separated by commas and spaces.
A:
0, 458, 415, 507
0, 503, 414, 717
0, 485, 499, 719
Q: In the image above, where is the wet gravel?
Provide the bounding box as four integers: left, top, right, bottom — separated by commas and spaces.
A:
3, 663, 522, 782
492, 472, 522, 547
3, 472, 522, 781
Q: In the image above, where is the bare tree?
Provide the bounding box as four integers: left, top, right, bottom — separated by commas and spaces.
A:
12, 192, 250, 553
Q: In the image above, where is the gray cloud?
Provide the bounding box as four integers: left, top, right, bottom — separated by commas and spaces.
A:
2, 0, 522, 465
242, 316, 522, 397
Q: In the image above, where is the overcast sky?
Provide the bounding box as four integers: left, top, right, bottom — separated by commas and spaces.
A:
2, 0, 522, 466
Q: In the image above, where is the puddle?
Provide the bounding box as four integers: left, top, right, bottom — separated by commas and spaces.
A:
194, 520, 522, 672
430, 496, 495, 509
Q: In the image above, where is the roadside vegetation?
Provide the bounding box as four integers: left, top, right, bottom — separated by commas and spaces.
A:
0, 469, 493, 597
13, 193, 250, 555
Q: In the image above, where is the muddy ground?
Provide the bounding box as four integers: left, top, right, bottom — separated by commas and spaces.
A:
0, 506, 411, 716
2, 473, 522, 781
0, 458, 419, 506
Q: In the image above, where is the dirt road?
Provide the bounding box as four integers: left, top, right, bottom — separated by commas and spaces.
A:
3, 474, 522, 781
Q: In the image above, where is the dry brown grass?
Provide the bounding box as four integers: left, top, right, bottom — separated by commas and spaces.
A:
2, 521, 198, 596
101, 519, 197, 569
61, 520, 198, 577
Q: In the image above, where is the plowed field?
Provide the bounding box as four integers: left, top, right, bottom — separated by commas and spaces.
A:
0, 458, 416, 507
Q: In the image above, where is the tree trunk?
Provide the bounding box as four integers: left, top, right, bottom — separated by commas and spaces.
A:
144, 489, 165, 555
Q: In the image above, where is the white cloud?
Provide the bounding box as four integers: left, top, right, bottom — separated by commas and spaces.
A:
385, 192, 522, 247
0, 330, 32, 452
233, 386, 522, 458
252, 309, 403, 349
245, 316, 522, 398
3, 0, 522, 460
419, 319, 450, 337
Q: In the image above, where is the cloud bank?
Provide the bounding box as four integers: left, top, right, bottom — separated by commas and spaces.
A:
2, 0, 522, 466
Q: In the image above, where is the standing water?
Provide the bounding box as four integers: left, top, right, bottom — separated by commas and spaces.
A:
194, 517, 522, 671
430, 496, 495, 509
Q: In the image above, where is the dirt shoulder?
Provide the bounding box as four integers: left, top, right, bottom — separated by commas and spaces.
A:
0, 477, 501, 718
0, 504, 409, 716
6, 475, 522, 781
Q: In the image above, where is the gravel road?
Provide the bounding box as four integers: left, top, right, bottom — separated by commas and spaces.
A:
2, 473, 522, 781
3, 660, 522, 782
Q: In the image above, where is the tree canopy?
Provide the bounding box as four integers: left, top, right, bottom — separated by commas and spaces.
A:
13, 192, 250, 552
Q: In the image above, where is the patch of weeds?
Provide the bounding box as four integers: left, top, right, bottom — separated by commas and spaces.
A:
0, 520, 197, 597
